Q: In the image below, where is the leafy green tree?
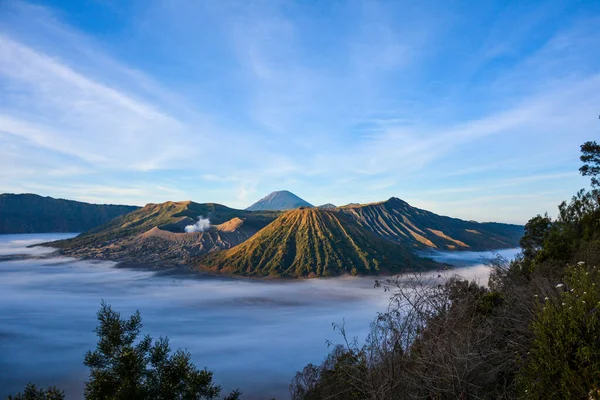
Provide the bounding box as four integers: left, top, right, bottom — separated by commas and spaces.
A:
580, 140, 600, 188
84, 301, 240, 400
519, 214, 552, 260
520, 263, 600, 399
7, 384, 64, 400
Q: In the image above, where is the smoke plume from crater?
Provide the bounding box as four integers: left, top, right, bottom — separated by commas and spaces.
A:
184, 216, 211, 232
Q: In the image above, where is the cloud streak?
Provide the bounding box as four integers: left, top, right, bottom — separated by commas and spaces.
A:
0, 0, 599, 222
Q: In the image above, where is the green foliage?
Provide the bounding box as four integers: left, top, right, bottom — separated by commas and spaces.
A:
580, 141, 600, 188
519, 214, 552, 260
511, 141, 600, 277
84, 301, 240, 400
515, 189, 600, 277
476, 291, 505, 316
7, 384, 64, 400
297, 346, 368, 400
520, 263, 600, 399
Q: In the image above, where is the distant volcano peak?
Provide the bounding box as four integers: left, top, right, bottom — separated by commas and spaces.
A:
246, 190, 313, 211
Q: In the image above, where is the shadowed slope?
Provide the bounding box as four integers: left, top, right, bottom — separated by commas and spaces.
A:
0, 193, 138, 234
198, 208, 438, 278
318, 203, 337, 209
246, 190, 313, 211
341, 197, 523, 251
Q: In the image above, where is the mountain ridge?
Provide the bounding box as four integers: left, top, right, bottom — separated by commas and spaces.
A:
50, 200, 280, 265
246, 190, 313, 211
44, 193, 523, 277
340, 197, 523, 251
0, 193, 139, 234
197, 208, 437, 278
318, 203, 337, 209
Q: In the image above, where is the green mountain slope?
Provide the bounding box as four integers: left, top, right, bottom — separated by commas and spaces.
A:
197, 208, 438, 278
51, 201, 280, 264
341, 197, 523, 251
0, 193, 138, 234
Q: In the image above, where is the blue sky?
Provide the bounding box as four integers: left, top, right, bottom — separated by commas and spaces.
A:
0, 0, 599, 224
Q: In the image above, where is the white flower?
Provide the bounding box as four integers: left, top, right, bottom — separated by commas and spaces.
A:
584, 292, 587, 295
534, 295, 538, 298
556, 283, 564, 288
562, 303, 566, 306
578, 261, 585, 266
544, 297, 550, 301
571, 289, 575, 292
582, 300, 586, 304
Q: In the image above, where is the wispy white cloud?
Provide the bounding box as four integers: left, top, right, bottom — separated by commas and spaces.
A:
0, 0, 598, 222
0, 34, 196, 171
425, 172, 577, 195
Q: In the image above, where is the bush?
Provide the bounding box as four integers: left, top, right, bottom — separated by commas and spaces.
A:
520, 262, 600, 399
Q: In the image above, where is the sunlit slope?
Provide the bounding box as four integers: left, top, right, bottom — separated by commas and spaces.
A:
341, 197, 523, 251
52, 201, 279, 251
198, 208, 437, 277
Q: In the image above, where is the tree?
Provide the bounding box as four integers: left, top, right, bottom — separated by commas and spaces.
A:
7, 384, 64, 400
580, 141, 600, 188
84, 301, 240, 400
519, 214, 552, 260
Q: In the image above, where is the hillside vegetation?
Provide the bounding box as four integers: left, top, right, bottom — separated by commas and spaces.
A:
0, 193, 138, 234
291, 141, 600, 399
198, 208, 438, 278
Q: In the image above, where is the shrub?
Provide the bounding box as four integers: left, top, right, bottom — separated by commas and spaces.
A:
519, 263, 600, 399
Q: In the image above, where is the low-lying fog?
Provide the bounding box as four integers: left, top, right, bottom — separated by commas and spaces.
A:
0, 233, 520, 399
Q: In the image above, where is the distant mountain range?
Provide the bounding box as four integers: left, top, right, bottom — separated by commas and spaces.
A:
45, 190, 523, 278
246, 190, 313, 211
0, 193, 138, 234
318, 203, 337, 209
